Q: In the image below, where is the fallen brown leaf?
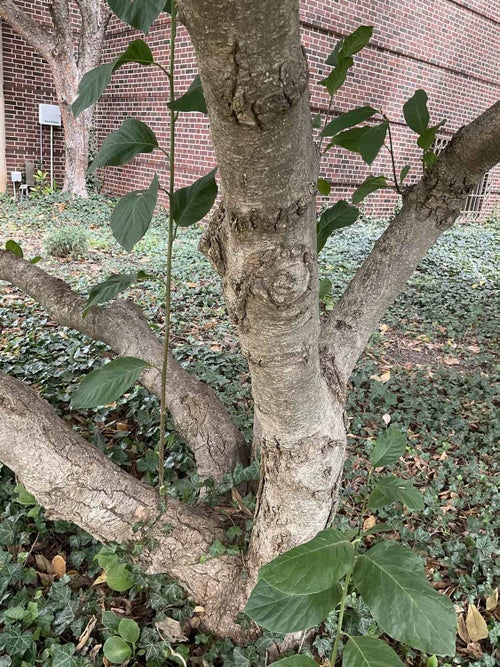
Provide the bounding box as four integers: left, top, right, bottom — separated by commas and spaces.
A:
466, 604, 489, 641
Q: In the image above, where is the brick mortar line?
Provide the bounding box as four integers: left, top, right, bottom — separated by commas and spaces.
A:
443, 0, 500, 25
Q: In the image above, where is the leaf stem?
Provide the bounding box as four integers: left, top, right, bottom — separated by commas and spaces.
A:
383, 114, 401, 193
158, 1, 177, 492
318, 93, 335, 154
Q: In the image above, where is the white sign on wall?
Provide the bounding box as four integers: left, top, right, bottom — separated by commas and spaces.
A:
39, 104, 61, 127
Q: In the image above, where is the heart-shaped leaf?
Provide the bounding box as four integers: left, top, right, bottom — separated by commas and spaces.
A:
171, 168, 218, 227
111, 174, 159, 251
89, 119, 158, 173
343, 636, 405, 667
71, 357, 149, 409
353, 541, 456, 655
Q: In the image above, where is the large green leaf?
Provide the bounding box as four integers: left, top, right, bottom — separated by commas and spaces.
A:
169, 74, 207, 114
343, 636, 405, 667
73, 40, 154, 117
403, 89, 430, 135
107, 0, 165, 34
111, 175, 159, 251
0, 626, 33, 657
321, 106, 376, 137
369, 476, 424, 511
359, 121, 388, 165
370, 426, 406, 467
326, 126, 370, 153
244, 578, 342, 634
84, 270, 152, 314
171, 168, 218, 227
352, 175, 388, 204
71, 357, 149, 409
341, 25, 374, 57
273, 657, 319, 667
319, 56, 353, 96
258, 528, 354, 595
317, 201, 360, 253
103, 636, 132, 663
317, 178, 331, 196
52, 644, 79, 667
353, 541, 457, 655
417, 120, 446, 150
89, 119, 159, 173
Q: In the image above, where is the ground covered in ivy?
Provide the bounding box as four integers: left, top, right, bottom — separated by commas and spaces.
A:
0, 193, 498, 666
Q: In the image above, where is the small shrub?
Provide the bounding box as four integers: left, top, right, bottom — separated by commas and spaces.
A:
44, 226, 88, 258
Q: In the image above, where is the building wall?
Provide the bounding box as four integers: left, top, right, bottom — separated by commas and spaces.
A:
2, 0, 499, 218
1, 5, 65, 194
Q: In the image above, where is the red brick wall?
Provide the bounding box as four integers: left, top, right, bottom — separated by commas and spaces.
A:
1, 9, 65, 194
3, 1, 499, 217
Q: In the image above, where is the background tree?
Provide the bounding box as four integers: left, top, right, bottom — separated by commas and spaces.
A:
0, 0, 111, 196
0, 0, 499, 643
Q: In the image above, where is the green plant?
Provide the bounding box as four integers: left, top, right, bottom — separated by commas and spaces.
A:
101, 611, 140, 663
44, 226, 88, 258
245, 426, 457, 666
31, 169, 55, 198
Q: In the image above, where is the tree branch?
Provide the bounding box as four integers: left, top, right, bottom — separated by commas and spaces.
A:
0, 0, 56, 62
0, 373, 248, 641
75, 0, 112, 73
320, 100, 500, 385
0, 252, 248, 481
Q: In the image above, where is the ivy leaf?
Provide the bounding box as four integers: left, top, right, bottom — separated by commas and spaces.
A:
73, 40, 154, 117
89, 119, 159, 173
352, 175, 388, 204
370, 426, 406, 467
5, 239, 23, 258
272, 657, 319, 667
0, 627, 33, 658
168, 74, 207, 114
326, 126, 370, 153
321, 106, 377, 137
258, 528, 354, 595
353, 541, 456, 655
84, 271, 153, 315
369, 476, 424, 511
359, 121, 388, 165
317, 200, 360, 253
111, 174, 159, 251
343, 636, 405, 667
171, 168, 218, 227
107, 0, 165, 34
244, 577, 342, 633
52, 644, 79, 667
317, 178, 331, 196
71, 357, 149, 409
403, 89, 430, 135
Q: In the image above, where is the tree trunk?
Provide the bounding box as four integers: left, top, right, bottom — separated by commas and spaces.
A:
179, 0, 347, 575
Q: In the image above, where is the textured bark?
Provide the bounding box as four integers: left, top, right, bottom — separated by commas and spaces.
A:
179, 0, 347, 574
0, 251, 247, 481
0, 373, 248, 640
0, 0, 111, 196
320, 100, 500, 386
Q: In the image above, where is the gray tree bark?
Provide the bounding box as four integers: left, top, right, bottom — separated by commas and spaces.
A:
0, 0, 111, 197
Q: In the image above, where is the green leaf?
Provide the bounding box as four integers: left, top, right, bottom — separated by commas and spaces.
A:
168, 74, 207, 114
84, 271, 150, 314
0, 627, 33, 658
89, 118, 159, 173
403, 89, 430, 135
319, 56, 353, 96
353, 541, 457, 655
171, 168, 218, 227
106, 563, 135, 592
311, 113, 322, 129
369, 476, 424, 511
73, 40, 154, 117
70, 357, 149, 409
111, 174, 159, 251
258, 528, 354, 595
118, 618, 140, 644
317, 201, 360, 253
245, 578, 342, 634
352, 175, 388, 204
52, 644, 79, 667
102, 611, 121, 631
326, 126, 370, 153
30, 256, 42, 264
417, 120, 446, 150
341, 25, 374, 57
14, 484, 36, 506
103, 636, 132, 663
272, 657, 319, 667
107, 0, 165, 34
325, 40, 344, 66
359, 121, 388, 165
319, 277, 333, 301
321, 106, 377, 137
399, 165, 411, 184
317, 178, 331, 196
342, 636, 405, 667
5, 240, 23, 258
370, 426, 406, 467
423, 150, 438, 169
